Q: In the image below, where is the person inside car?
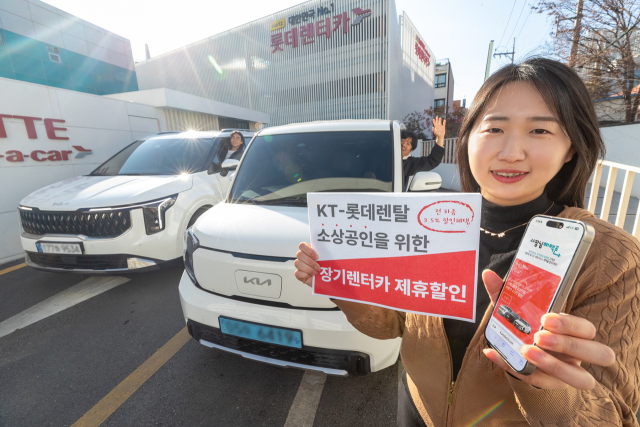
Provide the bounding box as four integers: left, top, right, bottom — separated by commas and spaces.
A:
294, 58, 638, 426
220, 131, 246, 161
402, 118, 446, 191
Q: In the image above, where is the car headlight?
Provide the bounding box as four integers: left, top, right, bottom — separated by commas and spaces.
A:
184, 227, 200, 284
142, 195, 177, 235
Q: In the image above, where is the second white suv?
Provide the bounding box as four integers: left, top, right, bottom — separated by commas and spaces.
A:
19, 129, 254, 273
179, 120, 441, 375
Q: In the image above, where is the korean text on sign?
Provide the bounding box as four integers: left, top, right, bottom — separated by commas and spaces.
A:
308, 193, 481, 322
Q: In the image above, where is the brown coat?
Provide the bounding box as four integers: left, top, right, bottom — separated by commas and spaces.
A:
333, 207, 640, 426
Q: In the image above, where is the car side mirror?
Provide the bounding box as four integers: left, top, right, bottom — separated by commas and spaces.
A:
221, 159, 240, 170
408, 171, 442, 192
220, 159, 240, 177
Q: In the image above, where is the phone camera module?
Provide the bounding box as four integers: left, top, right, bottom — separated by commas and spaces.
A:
545, 220, 563, 229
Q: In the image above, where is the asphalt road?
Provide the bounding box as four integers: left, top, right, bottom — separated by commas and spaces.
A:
1, 260, 638, 427
0, 261, 398, 427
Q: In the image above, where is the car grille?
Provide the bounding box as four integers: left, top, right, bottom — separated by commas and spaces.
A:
187, 320, 371, 376
27, 252, 128, 270
20, 209, 131, 237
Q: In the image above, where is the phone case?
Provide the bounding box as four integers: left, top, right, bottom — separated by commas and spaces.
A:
485, 215, 595, 375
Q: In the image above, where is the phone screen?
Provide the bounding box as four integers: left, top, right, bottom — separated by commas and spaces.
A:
486, 217, 586, 372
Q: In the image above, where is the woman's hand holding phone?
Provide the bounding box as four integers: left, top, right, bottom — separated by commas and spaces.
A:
294, 242, 320, 288
482, 269, 616, 390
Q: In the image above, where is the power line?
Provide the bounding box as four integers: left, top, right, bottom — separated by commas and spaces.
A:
498, 0, 518, 48
515, 4, 533, 41
507, 0, 529, 44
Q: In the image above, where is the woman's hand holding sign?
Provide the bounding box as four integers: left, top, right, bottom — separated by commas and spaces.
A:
295, 242, 320, 287
481, 270, 616, 390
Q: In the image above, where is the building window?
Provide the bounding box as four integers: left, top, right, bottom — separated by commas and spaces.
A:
219, 116, 250, 130
435, 74, 446, 88
434, 99, 446, 109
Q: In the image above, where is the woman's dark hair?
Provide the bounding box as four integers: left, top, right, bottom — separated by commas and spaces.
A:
229, 131, 245, 146
456, 57, 605, 208
401, 130, 418, 150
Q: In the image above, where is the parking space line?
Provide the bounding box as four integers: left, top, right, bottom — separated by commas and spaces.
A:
284, 370, 327, 427
0, 276, 130, 339
0, 263, 25, 276
71, 327, 191, 427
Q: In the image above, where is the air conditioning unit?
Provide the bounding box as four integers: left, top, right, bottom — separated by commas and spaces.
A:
49, 53, 61, 63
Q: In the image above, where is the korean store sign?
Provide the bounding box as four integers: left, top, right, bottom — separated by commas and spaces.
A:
271, 7, 372, 53
415, 35, 431, 67
308, 193, 481, 322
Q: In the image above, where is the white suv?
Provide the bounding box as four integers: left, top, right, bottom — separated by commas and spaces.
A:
179, 120, 442, 376
18, 129, 255, 273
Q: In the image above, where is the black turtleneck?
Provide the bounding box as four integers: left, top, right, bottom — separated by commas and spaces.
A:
443, 192, 563, 380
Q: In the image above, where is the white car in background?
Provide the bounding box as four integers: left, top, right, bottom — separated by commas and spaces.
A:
179, 120, 442, 376
18, 129, 254, 273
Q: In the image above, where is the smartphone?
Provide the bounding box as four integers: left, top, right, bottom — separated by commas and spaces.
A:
484, 215, 595, 375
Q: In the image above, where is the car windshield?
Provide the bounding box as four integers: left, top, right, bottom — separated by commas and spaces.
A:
90, 137, 215, 176
229, 131, 393, 206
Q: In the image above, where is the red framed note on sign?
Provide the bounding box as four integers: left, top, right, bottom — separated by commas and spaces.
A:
308, 193, 482, 322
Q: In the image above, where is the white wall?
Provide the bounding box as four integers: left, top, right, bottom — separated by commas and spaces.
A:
0, 77, 159, 264
106, 88, 270, 125
393, 12, 435, 123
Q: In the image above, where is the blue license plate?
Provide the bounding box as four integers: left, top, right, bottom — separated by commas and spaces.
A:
219, 317, 302, 349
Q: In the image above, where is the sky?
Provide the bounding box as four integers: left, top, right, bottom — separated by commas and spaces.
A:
45, 0, 557, 104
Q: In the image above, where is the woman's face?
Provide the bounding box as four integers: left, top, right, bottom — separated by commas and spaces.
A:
230, 134, 243, 149
468, 82, 574, 206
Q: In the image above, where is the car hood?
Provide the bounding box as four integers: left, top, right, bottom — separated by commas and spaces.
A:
194, 203, 310, 258
20, 175, 193, 210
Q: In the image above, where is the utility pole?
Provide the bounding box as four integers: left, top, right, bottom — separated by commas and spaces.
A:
493, 38, 516, 65
569, 0, 584, 66
485, 40, 494, 81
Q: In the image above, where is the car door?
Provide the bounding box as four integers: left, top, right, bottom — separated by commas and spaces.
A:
204, 136, 236, 200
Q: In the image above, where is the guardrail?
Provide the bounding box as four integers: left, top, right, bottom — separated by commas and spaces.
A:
587, 159, 640, 238
423, 138, 458, 164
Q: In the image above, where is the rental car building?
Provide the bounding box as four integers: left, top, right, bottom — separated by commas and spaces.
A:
135, 0, 436, 126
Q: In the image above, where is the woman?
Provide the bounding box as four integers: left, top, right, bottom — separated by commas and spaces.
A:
294, 58, 640, 426
219, 131, 246, 161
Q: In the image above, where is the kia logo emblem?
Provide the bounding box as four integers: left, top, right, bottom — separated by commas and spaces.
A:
244, 277, 272, 286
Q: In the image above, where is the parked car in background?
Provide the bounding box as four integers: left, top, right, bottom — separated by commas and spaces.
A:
179, 120, 442, 376
18, 129, 255, 273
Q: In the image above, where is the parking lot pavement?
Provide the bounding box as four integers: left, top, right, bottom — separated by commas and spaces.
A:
0, 261, 399, 427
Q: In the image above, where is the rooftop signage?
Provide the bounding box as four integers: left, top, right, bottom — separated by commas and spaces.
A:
271, 19, 286, 31
415, 35, 431, 68
271, 7, 372, 53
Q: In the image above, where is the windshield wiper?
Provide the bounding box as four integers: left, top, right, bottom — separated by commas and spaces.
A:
250, 196, 308, 207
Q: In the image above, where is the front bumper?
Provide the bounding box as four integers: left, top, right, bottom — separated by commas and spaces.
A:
179, 271, 401, 375
24, 251, 165, 274
20, 209, 183, 273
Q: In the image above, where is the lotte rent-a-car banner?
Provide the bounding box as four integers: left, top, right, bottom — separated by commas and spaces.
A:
308, 193, 482, 322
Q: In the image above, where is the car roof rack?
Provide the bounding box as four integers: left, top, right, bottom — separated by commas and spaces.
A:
156, 131, 182, 135
220, 129, 255, 132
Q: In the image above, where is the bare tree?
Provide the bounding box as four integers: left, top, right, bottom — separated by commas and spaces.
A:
535, 0, 640, 122
401, 111, 429, 140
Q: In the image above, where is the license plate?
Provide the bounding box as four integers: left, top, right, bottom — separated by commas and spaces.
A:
36, 242, 83, 255
219, 317, 302, 349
